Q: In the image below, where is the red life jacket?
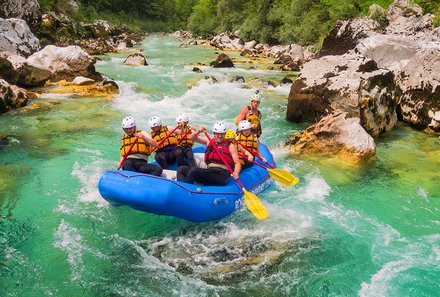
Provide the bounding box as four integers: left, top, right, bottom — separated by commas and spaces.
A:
204, 139, 234, 170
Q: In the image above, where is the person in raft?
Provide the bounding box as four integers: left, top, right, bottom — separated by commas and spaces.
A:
235, 90, 263, 138
117, 116, 163, 176
235, 120, 266, 169
174, 114, 197, 168
148, 116, 178, 169
177, 121, 241, 186
225, 129, 254, 170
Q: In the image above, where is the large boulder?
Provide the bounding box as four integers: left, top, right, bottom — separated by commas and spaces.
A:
287, 52, 397, 137
27, 45, 102, 81
287, 112, 376, 162
210, 53, 234, 68
0, 52, 51, 87
0, 18, 40, 57
318, 0, 433, 58
353, 17, 440, 132
396, 47, 440, 132
0, 0, 41, 28
123, 53, 147, 66
317, 17, 380, 58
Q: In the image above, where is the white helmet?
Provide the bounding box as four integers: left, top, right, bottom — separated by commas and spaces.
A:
148, 116, 162, 128
237, 120, 251, 131
122, 116, 136, 129
212, 121, 227, 133
251, 92, 261, 102
175, 114, 189, 124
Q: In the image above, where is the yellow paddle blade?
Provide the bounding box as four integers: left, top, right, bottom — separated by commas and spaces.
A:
267, 168, 299, 187
242, 188, 268, 220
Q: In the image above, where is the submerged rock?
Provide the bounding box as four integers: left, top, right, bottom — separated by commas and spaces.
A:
210, 53, 234, 68
40, 80, 119, 97
192, 67, 202, 73
123, 53, 147, 66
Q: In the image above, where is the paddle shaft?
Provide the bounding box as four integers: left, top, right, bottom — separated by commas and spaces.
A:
238, 152, 266, 169
151, 125, 180, 153
240, 143, 274, 169
118, 137, 138, 170
203, 131, 244, 188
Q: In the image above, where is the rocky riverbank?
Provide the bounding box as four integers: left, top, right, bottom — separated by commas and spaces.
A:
0, 0, 143, 114
285, 0, 440, 162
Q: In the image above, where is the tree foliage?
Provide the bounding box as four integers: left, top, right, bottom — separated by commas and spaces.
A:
39, 0, 439, 46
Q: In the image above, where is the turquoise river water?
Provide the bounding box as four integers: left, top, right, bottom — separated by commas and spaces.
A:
1, 35, 439, 297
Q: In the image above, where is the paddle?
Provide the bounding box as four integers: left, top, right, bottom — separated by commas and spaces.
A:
239, 143, 299, 186
151, 125, 180, 153
118, 137, 138, 170
238, 152, 298, 186
203, 131, 268, 220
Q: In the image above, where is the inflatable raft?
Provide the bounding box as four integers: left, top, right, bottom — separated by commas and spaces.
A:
98, 144, 274, 222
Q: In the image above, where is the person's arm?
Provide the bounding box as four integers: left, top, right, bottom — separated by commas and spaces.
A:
229, 142, 241, 179
117, 155, 124, 169
236, 106, 248, 123
169, 125, 181, 135
189, 125, 209, 145
238, 143, 253, 161
136, 131, 158, 148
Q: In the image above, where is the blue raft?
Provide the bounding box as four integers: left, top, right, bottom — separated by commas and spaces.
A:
98, 144, 274, 222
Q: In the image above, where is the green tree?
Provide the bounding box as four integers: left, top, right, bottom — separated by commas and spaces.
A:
187, 0, 219, 36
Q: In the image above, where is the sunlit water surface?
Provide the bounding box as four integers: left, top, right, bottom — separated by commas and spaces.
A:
1, 35, 439, 297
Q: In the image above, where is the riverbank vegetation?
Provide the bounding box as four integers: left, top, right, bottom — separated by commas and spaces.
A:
38, 0, 439, 46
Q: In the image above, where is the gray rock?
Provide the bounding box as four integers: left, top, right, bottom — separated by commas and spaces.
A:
318, 17, 380, 57
27, 45, 101, 81
396, 47, 440, 132
387, 0, 423, 23
72, 76, 95, 85
0, 18, 40, 57
0, 52, 51, 87
287, 52, 397, 137
210, 53, 234, 68
123, 53, 147, 66
0, 79, 28, 114
289, 0, 440, 135
210, 32, 244, 50
0, 0, 41, 27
